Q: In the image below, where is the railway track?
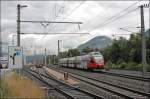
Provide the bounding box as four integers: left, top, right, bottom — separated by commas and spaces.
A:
100, 71, 150, 82
48, 66, 150, 99
50, 64, 150, 82
22, 69, 66, 99
24, 68, 105, 99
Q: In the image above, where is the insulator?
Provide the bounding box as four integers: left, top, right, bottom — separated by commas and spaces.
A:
143, 3, 150, 8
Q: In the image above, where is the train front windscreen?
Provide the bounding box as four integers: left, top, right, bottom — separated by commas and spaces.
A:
91, 52, 104, 63
0, 57, 8, 69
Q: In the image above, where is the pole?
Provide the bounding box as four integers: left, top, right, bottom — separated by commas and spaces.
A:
58, 40, 60, 56
45, 48, 46, 66
140, 5, 147, 75
0, 30, 2, 57
12, 35, 15, 46
17, 4, 21, 47
34, 45, 36, 65
58, 40, 60, 63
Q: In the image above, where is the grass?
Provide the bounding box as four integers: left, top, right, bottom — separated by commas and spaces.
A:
0, 72, 45, 99
106, 61, 150, 72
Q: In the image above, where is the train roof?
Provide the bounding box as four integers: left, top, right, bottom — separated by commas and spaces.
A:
59, 52, 102, 60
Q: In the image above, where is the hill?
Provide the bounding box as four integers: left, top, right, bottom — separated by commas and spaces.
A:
78, 36, 112, 49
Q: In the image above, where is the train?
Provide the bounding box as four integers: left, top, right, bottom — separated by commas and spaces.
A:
58, 52, 105, 70
0, 56, 8, 69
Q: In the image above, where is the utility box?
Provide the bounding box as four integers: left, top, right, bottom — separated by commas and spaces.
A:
8, 46, 23, 69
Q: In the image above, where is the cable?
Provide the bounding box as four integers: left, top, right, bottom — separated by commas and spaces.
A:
88, 0, 141, 32
47, 1, 66, 31
87, 1, 141, 32
100, 8, 138, 27
54, 1, 65, 18
104, 1, 140, 24
63, 1, 86, 21
52, 1, 86, 31
46, 1, 141, 42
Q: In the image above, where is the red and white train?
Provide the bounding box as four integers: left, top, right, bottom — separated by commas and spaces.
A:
58, 52, 105, 70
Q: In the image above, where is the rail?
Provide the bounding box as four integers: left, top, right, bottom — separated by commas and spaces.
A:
24, 68, 104, 99
48, 66, 150, 99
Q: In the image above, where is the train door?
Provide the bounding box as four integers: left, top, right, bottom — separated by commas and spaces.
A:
66, 59, 69, 67
76, 56, 81, 69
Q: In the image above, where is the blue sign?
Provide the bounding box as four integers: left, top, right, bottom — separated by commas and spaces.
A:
16, 51, 21, 55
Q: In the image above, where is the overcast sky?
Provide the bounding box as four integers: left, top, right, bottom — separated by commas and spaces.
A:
1, 0, 149, 55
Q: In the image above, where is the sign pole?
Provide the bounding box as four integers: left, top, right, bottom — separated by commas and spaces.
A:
45, 48, 47, 66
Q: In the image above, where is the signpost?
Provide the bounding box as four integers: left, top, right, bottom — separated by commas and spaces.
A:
8, 46, 23, 69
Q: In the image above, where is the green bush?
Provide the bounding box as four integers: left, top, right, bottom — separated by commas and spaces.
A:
119, 62, 127, 69
106, 61, 116, 69
135, 64, 150, 72
124, 62, 140, 71
106, 61, 150, 72
146, 65, 150, 72
117, 59, 125, 65
106, 61, 113, 67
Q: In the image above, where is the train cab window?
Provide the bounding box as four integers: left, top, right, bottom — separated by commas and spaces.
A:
90, 52, 98, 54
0, 57, 8, 69
93, 52, 100, 55
90, 52, 102, 56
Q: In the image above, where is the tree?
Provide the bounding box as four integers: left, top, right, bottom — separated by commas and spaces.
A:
82, 47, 93, 54
128, 34, 141, 63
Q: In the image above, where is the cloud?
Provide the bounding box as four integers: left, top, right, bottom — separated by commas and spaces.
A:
1, 1, 149, 54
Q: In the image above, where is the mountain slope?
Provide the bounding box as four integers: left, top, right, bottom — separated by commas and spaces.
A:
78, 36, 112, 49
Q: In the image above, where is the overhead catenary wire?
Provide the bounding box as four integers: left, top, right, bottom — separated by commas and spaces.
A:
87, 0, 141, 33
56, 1, 141, 43
74, 1, 140, 40
63, 1, 86, 21
88, 7, 139, 33
52, 1, 86, 30
19, 2, 85, 40
48, 0, 66, 29
55, 0, 65, 18
100, 8, 139, 26
41, 1, 66, 39
42, 1, 85, 40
